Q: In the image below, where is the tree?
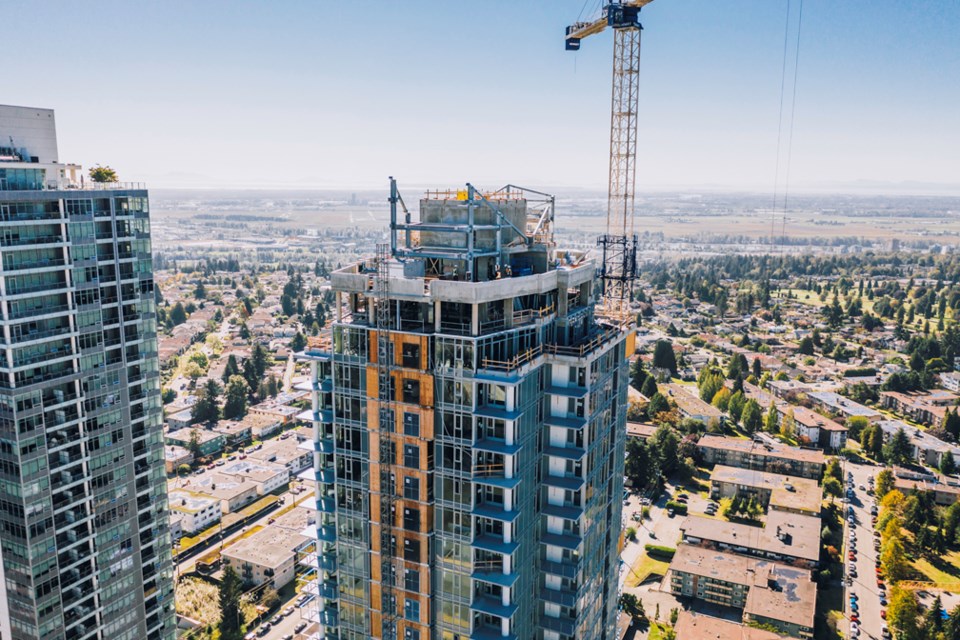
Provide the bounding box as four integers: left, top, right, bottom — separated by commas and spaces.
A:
641, 376, 659, 399
763, 402, 779, 434
798, 336, 815, 355
649, 424, 680, 475
223, 375, 249, 420
648, 392, 669, 419
170, 302, 188, 326
194, 281, 207, 300
884, 427, 913, 466
728, 391, 746, 423
945, 408, 960, 442
222, 354, 240, 383
711, 387, 732, 411
89, 165, 118, 183
630, 359, 649, 392
826, 458, 843, 484
886, 586, 919, 637
780, 408, 796, 440
625, 437, 657, 490
618, 593, 646, 621
881, 536, 910, 582
741, 399, 762, 434
752, 356, 762, 379
161, 388, 176, 404
823, 477, 843, 502
846, 415, 870, 442
192, 379, 221, 424
177, 463, 192, 476
290, 332, 307, 353
697, 368, 724, 403
219, 565, 243, 640
186, 429, 203, 460
942, 450, 958, 476
652, 340, 678, 376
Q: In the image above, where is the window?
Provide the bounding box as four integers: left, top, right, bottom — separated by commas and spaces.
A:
403, 412, 420, 437
404, 629, 420, 640
403, 537, 421, 562
401, 343, 421, 369
403, 476, 420, 501
402, 379, 420, 404
404, 598, 420, 623
403, 507, 420, 532
404, 444, 419, 469
404, 568, 420, 592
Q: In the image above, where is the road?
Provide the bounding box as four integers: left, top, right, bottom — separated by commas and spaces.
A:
252, 599, 318, 640
844, 459, 887, 640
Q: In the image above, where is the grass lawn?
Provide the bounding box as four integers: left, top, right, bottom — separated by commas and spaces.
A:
648, 623, 674, 640
625, 552, 670, 588
912, 550, 960, 585
774, 289, 827, 308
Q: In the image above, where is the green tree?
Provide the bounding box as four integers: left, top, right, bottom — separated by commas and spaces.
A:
88, 165, 118, 183
741, 399, 762, 434
194, 281, 207, 300
649, 424, 680, 476
884, 427, 913, 466
763, 402, 779, 434
219, 565, 243, 640
192, 379, 221, 424
942, 450, 958, 476
641, 376, 659, 399
823, 477, 843, 502
780, 408, 796, 439
619, 593, 645, 620
875, 468, 894, 499
846, 415, 870, 442
826, 459, 843, 484
186, 429, 203, 460
290, 332, 307, 353
170, 302, 188, 326
222, 354, 240, 383
161, 388, 176, 404
625, 437, 657, 490
944, 408, 960, 441
881, 536, 910, 582
652, 340, 678, 376
797, 336, 815, 355
222, 375, 249, 420
648, 392, 670, 420
728, 391, 746, 423
630, 359, 649, 392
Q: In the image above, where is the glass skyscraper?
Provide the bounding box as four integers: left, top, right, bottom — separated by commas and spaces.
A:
0, 105, 174, 640
298, 181, 630, 640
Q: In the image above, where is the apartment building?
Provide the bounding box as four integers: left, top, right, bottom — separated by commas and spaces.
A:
167, 488, 222, 534
679, 510, 821, 568
709, 465, 822, 517
697, 434, 824, 479
297, 182, 632, 640
0, 105, 174, 640
668, 545, 815, 638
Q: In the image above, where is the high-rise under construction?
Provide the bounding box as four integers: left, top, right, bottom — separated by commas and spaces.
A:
298, 180, 632, 640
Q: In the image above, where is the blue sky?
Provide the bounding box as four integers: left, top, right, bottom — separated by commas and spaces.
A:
3, 1, 958, 193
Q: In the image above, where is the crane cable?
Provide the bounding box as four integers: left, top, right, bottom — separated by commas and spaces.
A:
779, 0, 805, 262
770, 0, 793, 249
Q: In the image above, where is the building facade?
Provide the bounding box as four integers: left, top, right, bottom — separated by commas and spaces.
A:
0, 105, 174, 640
298, 182, 631, 640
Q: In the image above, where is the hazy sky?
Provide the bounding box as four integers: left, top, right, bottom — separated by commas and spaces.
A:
4, 1, 958, 193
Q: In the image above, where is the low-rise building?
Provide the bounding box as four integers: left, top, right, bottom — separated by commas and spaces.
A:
673, 611, 791, 640
780, 406, 848, 452
663, 384, 724, 426
219, 460, 289, 495
877, 420, 959, 469
179, 472, 259, 513
893, 477, 960, 506
880, 390, 956, 429
168, 488, 223, 534
166, 408, 194, 430
807, 391, 881, 423
248, 437, 313, 474
697, 434, 824, 479
941, 372, 960, 393
164, 445, 194, 474
626, 422, 657, 440
221, 527, 310, 590
679, 510, 821, 568
710, 465, 822, 516
213, 419, 254, 448
248, 401, 300, 425
165, 427, 225, 458
668, 545, 815, 639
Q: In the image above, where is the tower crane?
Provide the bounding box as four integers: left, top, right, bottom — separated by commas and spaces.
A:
566, 1, 653, 326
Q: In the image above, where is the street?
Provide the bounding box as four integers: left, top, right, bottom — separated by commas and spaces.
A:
844, 459, 887, 640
